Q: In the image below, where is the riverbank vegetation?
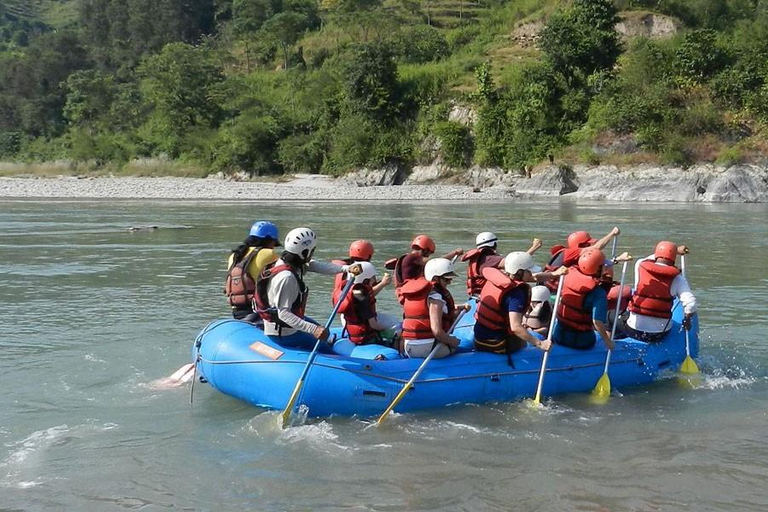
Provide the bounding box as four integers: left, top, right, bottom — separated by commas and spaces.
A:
2, 0, 768, 176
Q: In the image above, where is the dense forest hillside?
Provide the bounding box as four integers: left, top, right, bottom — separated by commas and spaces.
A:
1, 0, 768, 176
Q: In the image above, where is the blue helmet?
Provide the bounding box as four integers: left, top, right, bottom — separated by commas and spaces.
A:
249, 221, 280, 242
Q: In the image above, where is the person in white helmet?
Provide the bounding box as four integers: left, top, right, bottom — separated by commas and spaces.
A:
523, 285, 553, 337
461, 231, 505, 297
253, 227, 361, 350
399, 258, 471, 358
474, 252, 554, 357
462, 232, 544, 297
336, 262, 398, 346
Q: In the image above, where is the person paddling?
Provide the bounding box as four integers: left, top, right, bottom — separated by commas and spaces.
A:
224, 220, 281, 322
336, 262, 397, 346
601, 259, 632, 326
462, 232, 543, 297
400, 258, 470, 358
553, 249, 614, 351
622, 241, 696, 343
474, 252, 553, 358
387, 235, 463, 303
254, 227, 361, 350
544, 227, 621, 292
333, 239, 391, 299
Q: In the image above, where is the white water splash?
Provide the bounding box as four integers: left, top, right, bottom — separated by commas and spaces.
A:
1, 423, 118, 489
699, 373, 756, 390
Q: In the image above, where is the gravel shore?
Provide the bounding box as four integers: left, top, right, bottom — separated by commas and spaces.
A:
0, 176, 512, 201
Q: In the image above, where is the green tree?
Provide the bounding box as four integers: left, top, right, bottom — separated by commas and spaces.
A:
259, 11, 311, 69
138, 42, 225, 155
675, 29, 730, 83
344, 42, 400, 123
539, 0, 622, 85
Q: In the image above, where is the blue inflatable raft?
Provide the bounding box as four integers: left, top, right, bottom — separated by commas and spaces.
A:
192, 300, 699, 418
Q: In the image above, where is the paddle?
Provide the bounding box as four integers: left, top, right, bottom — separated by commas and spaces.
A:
591, 258, 630, 402
610, 235, 618, 260
279, 275, 356, 428
679, 254, 700, 375
375, 308, 468, 427
532, 274, 566, 406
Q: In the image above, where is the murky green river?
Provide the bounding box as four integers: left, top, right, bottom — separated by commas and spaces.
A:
1, 198, 767, 511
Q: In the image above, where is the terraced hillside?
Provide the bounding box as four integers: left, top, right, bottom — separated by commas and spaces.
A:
2, 0, 78, 28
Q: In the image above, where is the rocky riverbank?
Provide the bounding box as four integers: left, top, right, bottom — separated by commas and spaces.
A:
1, 163, 767, 202
0, 175, 510, 201
343, 163, 768, 202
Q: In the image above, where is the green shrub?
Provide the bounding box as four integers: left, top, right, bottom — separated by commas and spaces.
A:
399, 62, 455, 111
213, 110, 283, 175
0, 131, 20, 157
677, 99, 723, 136
277, 132, 325, 174
675, 29, 731, 83
434, 121, 473, 167
660, 135, 693, 167
396, 25, 449, 64
445, 25, 481, 52
716, 146, 744, 166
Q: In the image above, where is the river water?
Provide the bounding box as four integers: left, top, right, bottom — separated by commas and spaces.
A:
1, 198, 767, 511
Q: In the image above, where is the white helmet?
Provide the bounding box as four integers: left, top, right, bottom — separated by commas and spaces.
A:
284, 227, 317, 260
531, 285, 550, 302
354, 261, 378, 284
504, 251, 541, 275
476, 231, 498, 249
424, 258, 457, 281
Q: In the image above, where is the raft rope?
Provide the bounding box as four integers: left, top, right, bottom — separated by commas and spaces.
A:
195, 354, 645, 386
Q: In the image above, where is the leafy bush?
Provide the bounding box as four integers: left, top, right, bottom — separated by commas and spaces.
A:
660, 135, 693, 167
475, 63, 564, 168
343, 42, 400, 123
277, 132, 325, 174
213, 110, 283, 175
539, 0, 622, 84
434, 121, 473, 167
675, 29, 731, 83
396, 25, 449, 64
716, 146, 744, 166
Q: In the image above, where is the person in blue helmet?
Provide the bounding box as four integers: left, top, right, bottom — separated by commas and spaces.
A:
225, 221, 282, 322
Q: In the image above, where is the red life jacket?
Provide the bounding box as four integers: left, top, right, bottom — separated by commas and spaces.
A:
607, 283, 632, 315
475, 267, 530, 335
628, 260, 680, 319
557, 268, 601, 332
462, 247, 497, 297
386, 253, 421, 305
331, 259, 351, 307
253, 263, 308, 327
543, 248, 565, 292
340, 283, 378, 345
400, 278, 455, 340
544, 247, 585, 292
224, 248, 262, 310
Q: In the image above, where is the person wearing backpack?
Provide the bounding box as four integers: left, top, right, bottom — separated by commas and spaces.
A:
224, 221, 281, 322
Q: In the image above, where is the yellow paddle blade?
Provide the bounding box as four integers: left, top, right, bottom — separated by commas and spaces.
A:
590, 372, 611, 404
279, 377, 305, 428
680, 355, 700, 375
525, 397, 543, 409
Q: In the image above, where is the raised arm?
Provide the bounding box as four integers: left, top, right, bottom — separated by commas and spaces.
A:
592, 227, 620, 251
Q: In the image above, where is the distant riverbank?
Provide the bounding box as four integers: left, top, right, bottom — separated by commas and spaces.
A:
0, 175, 510, 201
1, 162, 766, 202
